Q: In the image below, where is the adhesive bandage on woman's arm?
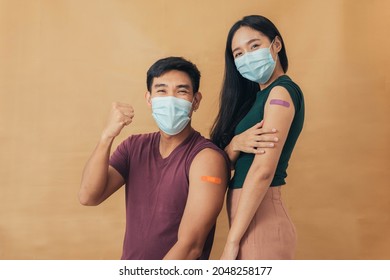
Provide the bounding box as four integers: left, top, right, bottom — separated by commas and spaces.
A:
270, 99, 290, 108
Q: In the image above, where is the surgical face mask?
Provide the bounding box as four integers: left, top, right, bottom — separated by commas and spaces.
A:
151, 96, 193, 135
234, 40, 276, 84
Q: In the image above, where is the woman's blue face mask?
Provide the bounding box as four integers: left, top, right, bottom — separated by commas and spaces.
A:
234, 40, 276, 84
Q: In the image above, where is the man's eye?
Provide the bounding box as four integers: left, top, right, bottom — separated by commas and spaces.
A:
251, 44, 260, 50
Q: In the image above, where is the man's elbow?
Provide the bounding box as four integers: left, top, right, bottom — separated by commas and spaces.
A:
178, 239, 204, 260
187, 242, 203, 260
78, 189, 101, 206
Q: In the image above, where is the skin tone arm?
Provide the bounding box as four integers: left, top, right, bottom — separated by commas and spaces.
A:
221, 86, 295, 259
79, 102, 134, 206
223, 121, 279, 168
163, 148, 228, 259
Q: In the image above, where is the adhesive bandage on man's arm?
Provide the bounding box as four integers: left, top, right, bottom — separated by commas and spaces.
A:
201, 176, 222, 185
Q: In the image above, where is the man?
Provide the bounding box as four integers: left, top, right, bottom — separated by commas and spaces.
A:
79, 57, 230, 260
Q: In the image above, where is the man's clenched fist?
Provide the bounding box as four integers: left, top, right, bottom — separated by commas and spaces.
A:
102, 102, 134, 140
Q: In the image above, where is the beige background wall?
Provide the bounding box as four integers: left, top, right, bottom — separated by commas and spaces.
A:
0, 0, 389, 259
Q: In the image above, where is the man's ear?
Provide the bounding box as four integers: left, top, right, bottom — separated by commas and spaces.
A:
145, 91, 152, 107
193, 92, 202, 112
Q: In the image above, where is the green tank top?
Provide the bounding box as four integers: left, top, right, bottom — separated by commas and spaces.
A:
230, 75, 305, 189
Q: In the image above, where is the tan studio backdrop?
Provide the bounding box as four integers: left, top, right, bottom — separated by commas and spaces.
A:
0, 0, 389, 259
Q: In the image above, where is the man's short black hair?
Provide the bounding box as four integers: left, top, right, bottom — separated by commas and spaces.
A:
146, 57, 201, 93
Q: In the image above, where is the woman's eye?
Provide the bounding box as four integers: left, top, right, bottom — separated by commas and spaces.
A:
234, 52, 243, 58
251, 44, 260, 50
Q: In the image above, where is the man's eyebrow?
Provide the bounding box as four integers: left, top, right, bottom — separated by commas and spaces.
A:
177, 84, 191, 89
153, 83, 192, 90
154, 83, 168, 88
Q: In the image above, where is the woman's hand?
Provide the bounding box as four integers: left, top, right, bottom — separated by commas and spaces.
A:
232, 120, 278, 154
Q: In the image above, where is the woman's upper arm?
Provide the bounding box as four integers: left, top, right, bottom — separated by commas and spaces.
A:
251, 86, 295, 171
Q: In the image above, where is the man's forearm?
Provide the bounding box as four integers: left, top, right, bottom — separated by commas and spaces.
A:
79, 135, 115, 205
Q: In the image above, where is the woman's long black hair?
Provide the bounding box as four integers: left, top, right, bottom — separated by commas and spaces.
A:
210, 15, 288, 149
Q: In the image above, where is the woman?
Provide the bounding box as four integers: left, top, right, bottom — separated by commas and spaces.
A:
210, 15, 305, 259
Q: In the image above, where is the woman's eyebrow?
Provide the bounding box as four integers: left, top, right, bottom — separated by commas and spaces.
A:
232, 38, 262, 53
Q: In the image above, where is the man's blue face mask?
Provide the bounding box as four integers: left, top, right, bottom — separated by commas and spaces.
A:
151, 96, 192, 135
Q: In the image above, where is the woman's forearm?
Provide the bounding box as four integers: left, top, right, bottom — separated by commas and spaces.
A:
226, 167, 275, 244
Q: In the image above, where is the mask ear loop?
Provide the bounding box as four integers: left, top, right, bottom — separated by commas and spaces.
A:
269, 38, 278, 63
269, 38, 275, 49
